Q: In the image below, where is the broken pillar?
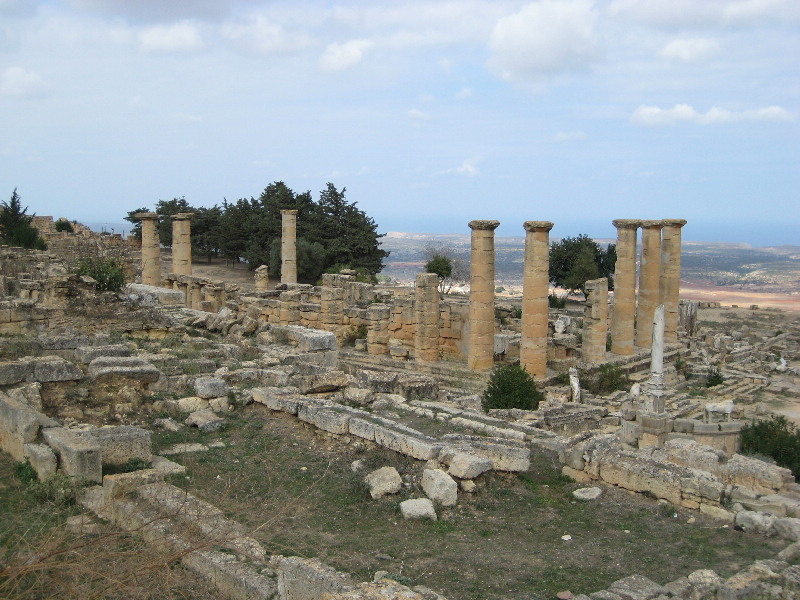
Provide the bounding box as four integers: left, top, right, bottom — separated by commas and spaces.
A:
367, 304, 390, 355
660, 219, 687, 344
136, 212, 160, 286
468, 220, 500, 370
281, 209, 298, 285
583, 277, 608, 364
171, 213, 193, 276
611, 219, 640, 355
415, 272, 440, 364
254, 264, 270, 291
637, 304, 671, 448
520, 220, 553, 378
635, 220, 663, 349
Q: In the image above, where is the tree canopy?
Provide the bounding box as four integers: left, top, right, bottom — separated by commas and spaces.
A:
0, 189, 47, 250
125, 182, 389, 283
549, 234, 616, 297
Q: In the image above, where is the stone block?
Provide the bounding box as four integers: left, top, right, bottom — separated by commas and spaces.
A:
446, 452, 493, 479
0, 360, 31, 385
88, 356, 161, 384
734, 510, 777, 536
364, 466, 402, 499
74, 344, 132, 363
23, 442, 57, 480
672, 419, 696, 434
85, 426, 151, 467
572, 487, 602, 501
194, 376, 230, 399
28, 356, 83, 382
271, 555, 353, 600
42, 427, 102, 483
607, 574, 668, 600
372, 426, 441, 461
400, 498, 437, 521
421, 469, 458, 506
298, 404, 351, 435
251, 388, 302, 414
0, 395, 57, 460
177, 396, 211, 413
775, 518, 800, 542
348, 418, 376, 441
185, 410, 224, 432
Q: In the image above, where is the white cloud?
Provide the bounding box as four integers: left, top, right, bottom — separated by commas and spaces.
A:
222, 14, 314, 55
722, 0, 800, 25
455, 87, 473, 100
319, 39, 373, 71
408, 108, 432, 121
659, 38, 719, 63
0, 66, 47, 97
553, 131, 587, 142
608, 0, 800, 28
446, 157, 481, 177
138, 22, 204, 53
487, 0, 599, 83
631, 103, 793, 125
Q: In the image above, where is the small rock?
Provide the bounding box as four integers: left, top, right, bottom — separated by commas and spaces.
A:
185, 409, 224, 432
556, 592, 573, 600
400, 498, 437, 521
351, 459, 366, 472
153, 417, 182, 432
421, 469, 458, 507
365, 466, 402, 499
460, 480, 477, 493
561, 534, 572, 541
177, 396, 210, 413
209, 396, 230, 414
194, 376, 230, 399
572, 487, 602, 501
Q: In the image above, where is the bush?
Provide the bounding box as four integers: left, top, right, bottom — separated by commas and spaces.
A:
582, 364, 629, 395
13, 459, 38, 484
54, 219, 74, 233
74, 257, 127, 292
706, 367, 724, 387
28, 473, 83, 506
344, 323, 368, 346
482, 364, 543, 411
741, 416, 800, 477
548, 294, 566, 309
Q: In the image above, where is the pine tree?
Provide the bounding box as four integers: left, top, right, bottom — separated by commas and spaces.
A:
0, 189, 47, 250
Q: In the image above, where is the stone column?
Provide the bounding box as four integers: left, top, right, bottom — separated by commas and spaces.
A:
582, 277, 609, 364
281, 209, 298, 285
136, 212, 160, 287
635, 220, 663, 349
660, 219, 687, 344
520, 221, 553, 378
610, 219, 640, 355
415, 272, 440, 364
279, 289, 301, 324
254, 265, 270, 291
367, 304, 390, 355
467, 220, 500, 370
171, 213, 193, 276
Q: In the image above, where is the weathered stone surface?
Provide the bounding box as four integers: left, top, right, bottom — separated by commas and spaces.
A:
400, 498, 437, 521
735, 510, 777, 536
271, 555, 354, 600
194, 376, 230, 399
421, 469, 458, 506
0, 360, 31, 385
775, 517, 800, 542
23, 442, 57, 479
344, 387, 374, 406
85, 425, 151, 466
298, 404, 351, 435
185, 410, 224, 432
295, 371, 351, 394
364, 466, 402, 499
42, 427, 102, 483
28, 356, 83, 382
606, 574, 668, 600
88, 356, 161, 383
176, 396, 211, 413
271, 325, 337, 352
446, 452, 493, 479
572, 487, 602, 501
0, 395, 58, 460
74, 344, 132, 363
125, 283, 185, 306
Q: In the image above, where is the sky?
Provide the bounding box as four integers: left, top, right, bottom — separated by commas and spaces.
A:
1, 0, 798, 246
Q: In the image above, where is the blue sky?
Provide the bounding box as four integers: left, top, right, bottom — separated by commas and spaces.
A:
1, 0, 798, 246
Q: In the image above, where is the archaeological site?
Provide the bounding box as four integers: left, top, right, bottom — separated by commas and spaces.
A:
2, 213, 800, 600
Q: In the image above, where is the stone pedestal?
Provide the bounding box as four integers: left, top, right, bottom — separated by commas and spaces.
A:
611, 219, 640, 355
281, 209, 298, 285
467, 220, 500, 371
254, 265, 270, 291
582, 277, 608, 364
635, 220, 663, 349
171, 213, 193, 276
521, 221, 553, 377
415, 273, 440, 363
367, 304, 390, 355
660, 219, 687, 344
136, 213, 160, 286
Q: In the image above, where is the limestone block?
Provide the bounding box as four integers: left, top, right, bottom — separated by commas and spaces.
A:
194, 376, 231, 399
395, 375, 439, 402
74, 344, 132, 363
28, 356, 83, 382
294, 371, 351, 394
209, 397, 230, 414
775, 518, 800, 542
0, 360, 31, 385
421, 469, 458, 506
177, 396, 211, 413
298, 404, 351, 435
400, 498, 437, 521
348, 418, 376, 441
271, 556, 354, 600
740, 495, 789, 517
344, 387, 374, 406
23, 442, 57, 479
251, 387, 302, 414
446, 451, 493, 479
271, 324, 337, 352
364, 466, 402, 499
572, 487, 602, 501
126, 283, 185, 306
442, 435, 530, 472
185, 410, 224, 432
607, 574, 669, 600
0, 395, 58, 460
734, 510, 777, 536
42, 427, 102, 483
372, 426, 441, 461
85, 426, 152, 467
88, 356, 161, 384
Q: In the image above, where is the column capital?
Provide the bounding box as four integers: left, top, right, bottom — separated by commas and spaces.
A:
523, 221, 554, 233
281, 209, 299, 216
134, 212, 158, 220
640, 219, 664, 229
612, 219, 642, 230
172, 212, 194, 221
661, 218, 687, 228
468, 219, 500, 231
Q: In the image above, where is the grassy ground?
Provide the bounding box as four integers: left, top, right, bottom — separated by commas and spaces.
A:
154, 405, 784, 600
0, 455, 218, 600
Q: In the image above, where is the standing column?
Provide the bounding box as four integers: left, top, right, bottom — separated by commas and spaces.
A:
635, 220, 663, 349
583, 277, 609, 364
281, 209, 298, 284
610, 219, 640, 355
136, 212, 160, 286
171, 213, 193, 276
415, 272, 441, 364
660, 219, 687, 344
467, 220, 500, 371
520, 221, 553, 378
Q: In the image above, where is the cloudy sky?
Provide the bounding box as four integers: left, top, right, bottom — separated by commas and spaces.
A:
1, 0, 797, 245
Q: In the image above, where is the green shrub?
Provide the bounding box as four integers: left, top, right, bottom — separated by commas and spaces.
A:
482, 364, 543, 411
344, 323, 368, 346
706, 367, 724, 387
512, 305, 522, 319
74, 256, 127, 292
582, 364, 629, 395
741, 416, 800, 477
548, 294, 566, 309
13, 459, 38, 484
54, 219, 74, 233
28, 473, 83, 506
